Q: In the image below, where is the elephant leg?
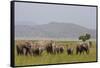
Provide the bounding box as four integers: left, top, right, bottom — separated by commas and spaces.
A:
86, 49, 89, 54
25, 48, 28, 56
80, 50, 82, 55
16, 46, 20, 55
76, 49, 79, 55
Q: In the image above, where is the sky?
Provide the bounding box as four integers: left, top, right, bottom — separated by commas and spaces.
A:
15, 2, 96, 29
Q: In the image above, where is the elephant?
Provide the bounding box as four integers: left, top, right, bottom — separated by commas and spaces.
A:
45, 41, 65, 54
89, 41, 92, 48
16, 45, 24, 55
32, 47, 44, 56
22, 44, 32, 56
76, 43, 89, 55
16, 42, 32, 56
59, 47, 64, 53
45, 43, 54, 54
67, 48, 73, 55
53, 46, 64, 54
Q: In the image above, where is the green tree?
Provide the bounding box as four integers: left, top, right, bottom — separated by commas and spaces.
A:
79, 33, 91, 42
85, 33, 91, 40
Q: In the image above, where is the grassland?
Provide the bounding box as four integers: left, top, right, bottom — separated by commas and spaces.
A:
15, 40, 97, 66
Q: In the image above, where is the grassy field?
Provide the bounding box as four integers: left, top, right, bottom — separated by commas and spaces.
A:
15, 40, 97, 66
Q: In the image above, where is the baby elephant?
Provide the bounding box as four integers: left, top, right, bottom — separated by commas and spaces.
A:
67, 48, 73, 55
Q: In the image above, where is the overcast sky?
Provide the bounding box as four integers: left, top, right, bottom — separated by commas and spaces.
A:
15, 2, 96, 29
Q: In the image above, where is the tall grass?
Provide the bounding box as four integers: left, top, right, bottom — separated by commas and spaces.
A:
15, 41, 96, 66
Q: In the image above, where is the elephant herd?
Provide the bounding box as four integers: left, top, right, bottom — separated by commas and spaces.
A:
16, 40, 92, 56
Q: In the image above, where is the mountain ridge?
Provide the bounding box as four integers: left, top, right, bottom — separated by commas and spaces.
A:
15, 22, 96, 40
